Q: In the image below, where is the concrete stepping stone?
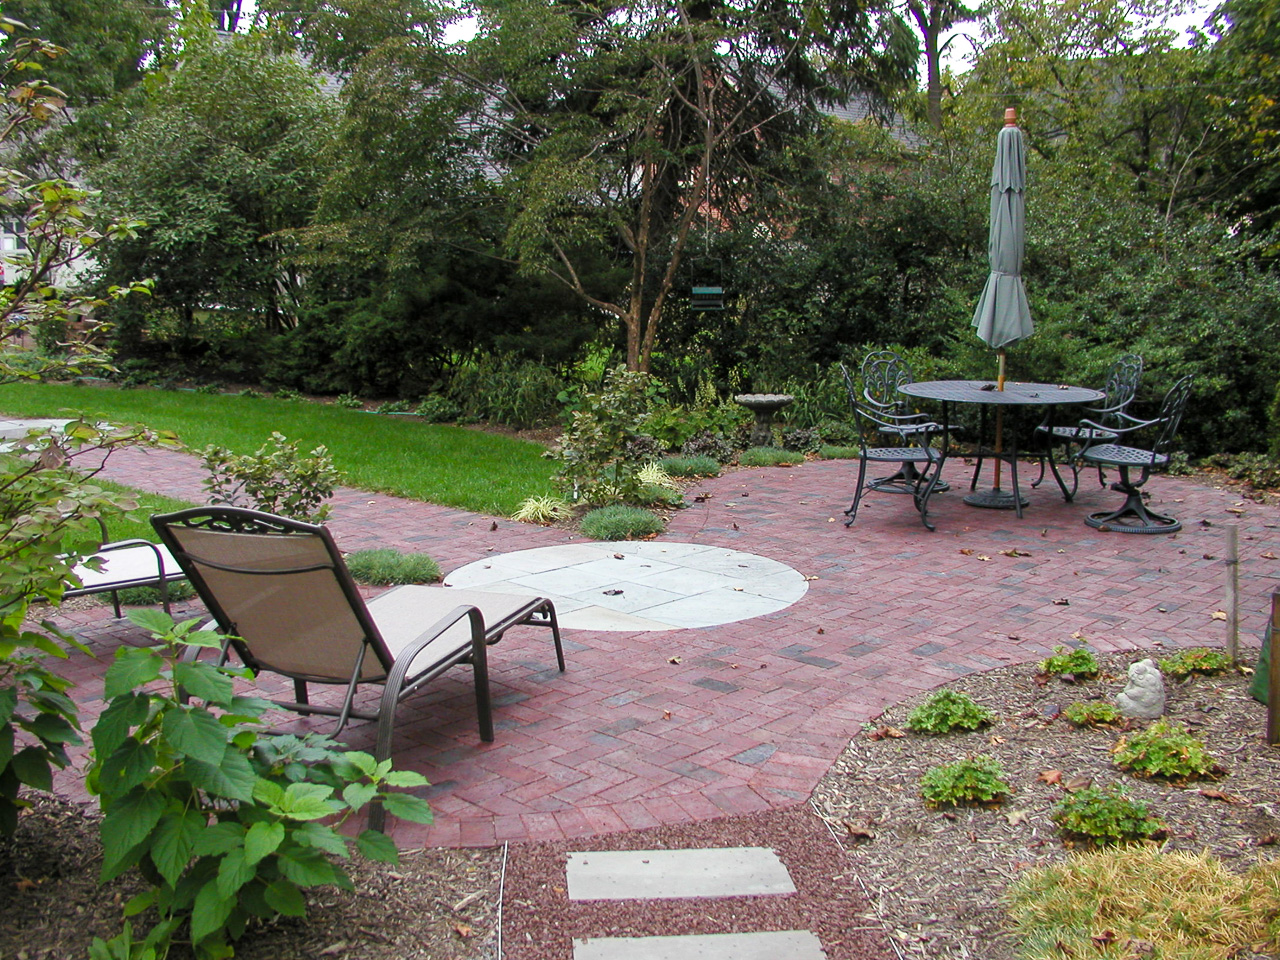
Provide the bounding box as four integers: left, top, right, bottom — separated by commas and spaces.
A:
573, 930, 827, 960
566, 847, 796, 901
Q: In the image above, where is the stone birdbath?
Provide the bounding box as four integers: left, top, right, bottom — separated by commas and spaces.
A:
735, 393, 795, 447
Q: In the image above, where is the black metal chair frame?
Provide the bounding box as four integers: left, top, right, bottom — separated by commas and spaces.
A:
1078, 375, 1193, 534
859, 350, 954, 494
840, 362, 948, 531
1031, 353, 1143, 500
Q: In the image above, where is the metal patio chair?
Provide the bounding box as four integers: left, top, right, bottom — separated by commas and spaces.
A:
1030, 353, 1143, 500
151, 506, 565, 828
64, 517, 186, 618
858, 350, 956, 495
840, 362, 948, 531
1079, 375, 1193, 534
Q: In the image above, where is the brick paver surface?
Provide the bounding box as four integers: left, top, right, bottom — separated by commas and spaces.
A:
44, 443, 1280, 846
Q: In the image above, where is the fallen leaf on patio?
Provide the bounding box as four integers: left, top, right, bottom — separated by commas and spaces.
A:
1071, 630, 1085, 640
869, 725, 906, 741
805, 575, 819, 581
1158, 607, 1167, 613
454, 924, 473, 939
613, 553, 624, 559
1041, 529, 1048, 537
1211, 611, 1228, 620
732, 523, 740, 530
1199, 519, 1213, 526
693, 493, 712, 502
990, 736, 1006, 745
603, 589, 624, 596
1227, 508, 1245, 515
662, 710, 672, 720
1057, 549, 1065, 553
959, 548, 974, 555
843, 822, 875, 842
1005, 809, 1029, 826
741, 492, 750, 497
1203, 553, 1216, 560
1038, 769, 1063, 785
1053, 598, 1070, 605
1008, 634, 1022, 640
1065, 775, 1093, 793
817, 627, 825, 634
827, 517, 836, 522
978, 555, 992, 561
1264, 552, 1278, 560
1199, 788, 1242, 803
731, 663, 739, 669
489, 521, 498, 531
667, 656, 681, 664
1000, 548, 1031, 557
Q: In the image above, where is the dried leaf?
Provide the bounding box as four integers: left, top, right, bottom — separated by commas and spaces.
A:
662, 709, 672, 720
454, 923, 473, 939
1090, 930, 1117, 947
978, 555, 992, 561
989, 736, 1006, 745
1262, 552, 1277, 560
804, 575, 819, 581
869, 725, 907, 741
959, 548, 975, 556
667, 656, 681, 664
14, 878, 36, 892
613, 553, 625, 559
1038, 770, 1063, 785
603, 589, 624, 596
488, 521, 498, 531
1005, 809, 1029, 826
1204, 554, 1216, 560
1053, 598, 1070, 606
1198, 788, 1242, 803
1227, 508, 1245, 515
843, 822, 875, 842
732, 523, 739, 530
999, 548, 1031, 557
1256, 834, 1278, 846
816, 627, 825, 634
1064, 775, 1093, 793
1211, 611, 1228, 621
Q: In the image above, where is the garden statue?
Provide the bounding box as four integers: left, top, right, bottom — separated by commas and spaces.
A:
1116, 659, 1165, 719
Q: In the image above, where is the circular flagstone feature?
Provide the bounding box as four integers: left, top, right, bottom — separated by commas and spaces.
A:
444, 541, 808, 632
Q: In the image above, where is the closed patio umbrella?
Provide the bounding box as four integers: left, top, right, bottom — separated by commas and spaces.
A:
966, 107, 1033, 509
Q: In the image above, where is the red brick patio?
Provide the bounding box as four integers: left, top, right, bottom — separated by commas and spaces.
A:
46, 444, 1280, 847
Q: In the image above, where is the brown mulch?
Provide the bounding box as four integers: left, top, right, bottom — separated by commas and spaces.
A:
3, 648, 1278, 959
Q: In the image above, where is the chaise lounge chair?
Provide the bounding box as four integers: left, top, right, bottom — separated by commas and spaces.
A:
151, 506, 565, 827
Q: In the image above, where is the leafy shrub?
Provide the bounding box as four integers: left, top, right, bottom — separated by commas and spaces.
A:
1039, 646, 1100, 679
272, 387, 304, 401
551, 366, 656, 505
201, 432, 341, 523
642, 399, 746, 450
1160, 647, 1233, 679
815, 418, 858, 445
235, 389, 264, 400
680, 431, 737, 463
374, 399, 412, 414
660, 455, 720, 477
511, 495, 572, 524
113, 581, 198, 606
193, 382, 223, 395
333, 393, 363, 409
448, 354, 564, 428
343, 550, 441, 585
1201, 451, 1280, 490
1062, 701, 1122, 728
920, 755, 1011, 807
87, 611, 432, 960
1051, 785, 1167, 845
906, 690, 995, 733
413, 394, 460, 423
636, 462, 679, 490
1112, 719, 1222, 781
739, 447, 805, 467
636, 483, 684, 508
781, 427, 822, 453
579, 505, 664, 541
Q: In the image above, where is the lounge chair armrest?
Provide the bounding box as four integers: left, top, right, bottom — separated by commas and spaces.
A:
392, 604, 487, 687
1078, 414, 1157, 436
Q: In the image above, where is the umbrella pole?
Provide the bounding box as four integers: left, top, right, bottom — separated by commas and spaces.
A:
993, 348, 1006, 489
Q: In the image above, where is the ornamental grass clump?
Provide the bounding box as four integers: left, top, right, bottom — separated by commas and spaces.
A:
1062, 701, 1123, 728
739, 446, 805, 467
343, 549, 441, 585
1160, 647, 1234, 679
920, 755, 1010, 807
659, 455, 720, 478
906, 690, 995, 734
1040, 645, 1100, 680
511, 495, 572, 524
1006, 847, 1280, 958
1111, 719, 1223, 782
1051, 785, 1167, 845
580, 505, 664, 541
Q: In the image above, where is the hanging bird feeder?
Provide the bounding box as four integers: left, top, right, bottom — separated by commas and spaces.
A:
689, 258, 724, 311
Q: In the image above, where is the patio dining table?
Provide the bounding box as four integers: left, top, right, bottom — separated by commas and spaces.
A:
899, 380, 1105, 521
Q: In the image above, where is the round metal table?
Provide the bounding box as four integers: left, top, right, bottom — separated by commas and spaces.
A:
899, 380, 1105, 517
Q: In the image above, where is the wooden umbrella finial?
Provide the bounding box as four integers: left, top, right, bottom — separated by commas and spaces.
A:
1005, 107, 1018, 126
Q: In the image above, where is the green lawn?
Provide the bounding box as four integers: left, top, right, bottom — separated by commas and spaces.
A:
0, 383, 557, 517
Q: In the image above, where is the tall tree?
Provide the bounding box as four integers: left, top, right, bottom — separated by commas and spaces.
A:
905, 0, 977, 129
271, 0, 917, 372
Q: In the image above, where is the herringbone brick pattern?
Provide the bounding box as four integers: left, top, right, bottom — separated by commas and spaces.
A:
44, 444, 1280, 846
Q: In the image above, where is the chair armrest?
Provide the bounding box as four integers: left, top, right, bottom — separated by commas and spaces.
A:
1078, 413, 1158, 437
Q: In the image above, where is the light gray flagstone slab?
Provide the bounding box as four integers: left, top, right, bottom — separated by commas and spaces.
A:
573, 930, 826, 960
566, 847, 795, 901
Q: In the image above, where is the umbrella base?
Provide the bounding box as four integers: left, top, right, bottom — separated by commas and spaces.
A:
963, 487, 1028, 511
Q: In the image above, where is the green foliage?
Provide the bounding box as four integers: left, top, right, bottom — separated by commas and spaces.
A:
679, 432, 737, 464
511, 495, 572, 524
113, 581, 197, 607
635, 483, 684, 509
1050, 785, 1166, 845
1040, 646, 1100, 679
1160, 647, 1234, 680
373, 399, 411, 414
1201, 452, 1280, 491
343, 550, 440, 586
659, 456, 720, 478
781, 427, 823, 454
641, 400, 746, 451
551, 366, 658, 505
333, 393, 363, 410
739, 447, 805, 467
1111, 720, 1222, 782
448, 355, 565, 429
906, 689, 995, 734
920, 755, 1011, 807
413, 395, 460, 423
819, 445, 861, 460
200, 432, 340, 523
636, 463, 678, 491
272, 388, 304, 402
579, 505, 664, 541
87, 611, 433, 959
1062, 701, 1122, 728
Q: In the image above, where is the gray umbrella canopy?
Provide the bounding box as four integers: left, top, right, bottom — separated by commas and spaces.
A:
972, 114, 1033, 352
